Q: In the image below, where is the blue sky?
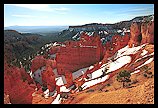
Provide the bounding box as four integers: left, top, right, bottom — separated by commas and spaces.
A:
4, 4, 154, 27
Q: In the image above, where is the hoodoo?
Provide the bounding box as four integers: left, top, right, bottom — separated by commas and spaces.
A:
141, 20, 154, 44
128, 22, 141, 48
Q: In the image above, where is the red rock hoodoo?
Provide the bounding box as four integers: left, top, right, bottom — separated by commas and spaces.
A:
141, 21, 154, 44
41, 65, 56, 92
4, 63, 35, 104
128, 22, 141, 48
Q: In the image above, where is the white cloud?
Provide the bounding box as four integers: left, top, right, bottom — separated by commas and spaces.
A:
12, 14, 37, 18
54, 7, 70, 11
6, 4, 70, 12
118, 7, 153, 13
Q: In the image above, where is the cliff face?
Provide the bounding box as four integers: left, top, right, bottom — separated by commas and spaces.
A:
56, 32, 104, 75
128, 22, 141, 48
141, 21, 154, 44
128, 20, 154, 48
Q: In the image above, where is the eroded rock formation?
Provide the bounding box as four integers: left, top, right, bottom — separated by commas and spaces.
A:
4, 63, 35, 104
141, 21, 154, 44
31, 56, 46, 73
128, 22, 141, 48
41, 65, 56, 92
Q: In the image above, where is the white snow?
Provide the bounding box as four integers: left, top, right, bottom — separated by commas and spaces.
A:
51, 91, 57, 97
56, 76, 67, 86
41, 47, 44, 50
44, 89, 49, 98
29, 71, 33, 78
81, 75, 110, 90
131, 70, 140, 75
90, 67, 106, 79
89, 66, 94, 70
72, 67, 89, 80
60, 86, 70, 92
53, 42, 58, 46
104, 31, 108, 34
135, 57, 154, 70
72, 33, 79, 39
80, 31, 84, 34
115, 44, 147, 60
141, 50, 148, 56
107, 56, 131, 72
126, 30, 130, 32
90, 32, 94, 36
23, 57, 26, 60
117, 30, 122, 33
86, 56, 131, 80
51, 94, 62, 104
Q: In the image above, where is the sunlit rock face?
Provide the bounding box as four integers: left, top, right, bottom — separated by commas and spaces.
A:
141, 21, 154, 44
65, 71, 74, 88
128, 22, 141, 48
56, 32, 104, 75
41, 64, 56, 92
4, 63, 35, 104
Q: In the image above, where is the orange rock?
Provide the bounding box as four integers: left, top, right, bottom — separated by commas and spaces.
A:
141, 22, 148, 44
4, 63, 35, 104
56, 33, 104, 75
65, 71, 74, 88
128, 22, 141, 47
31, 56, 46, 73
146, 21, 154, 44
4, 93, 11, 104
41, 66, 56, 92
46, 59, 57, 69
20, 67, 34, 84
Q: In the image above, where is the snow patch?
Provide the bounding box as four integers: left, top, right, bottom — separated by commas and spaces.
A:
60, 86, 70, 92
135, 57, 154, 70
107, 56, 131, 72
89, 66, 94, 70
72, 67, 89, 80
44, 89, 49, 98
141, 50, 148, 56
56, 76, 67, 86
131, 70, 140, 75
81, 75, 109, 90
115, 44, 147, 60
51, 94, 62, 104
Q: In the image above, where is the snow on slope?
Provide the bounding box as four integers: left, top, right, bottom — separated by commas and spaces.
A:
78, 56, 131, 89
76, 44, 153, 91
115, 44, 147, 60
51, 94, 62, 104
107, 56, 131, 73
81, 75, 110, 90
135, 57, 154, 70
56, 75, 67, 86
72, 67, 89, 80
